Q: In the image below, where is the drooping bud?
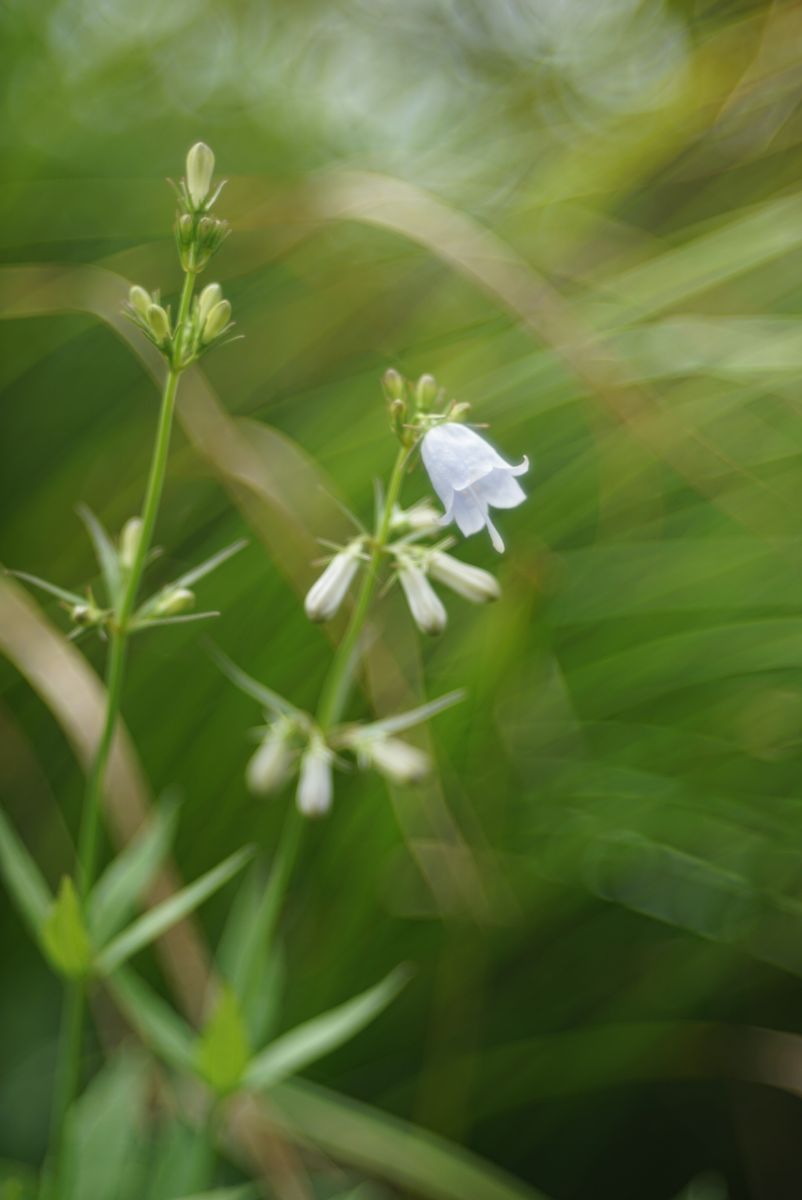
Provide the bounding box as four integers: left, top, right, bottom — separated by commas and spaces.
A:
147, 304, 171, 345
296, 735, 333, 817
397, 560, 447, 635
197, 282, 223, 325
128, 285, 151, 319
246, 717, 296, 796
382, 368, 405, 401
428, 551, 500, 604
415, 373, 438, 411
119, 517, 143, 572
353, 733, 430, 784
304, 540, 364, 623
390, 502, 442, 536
153, 587, 195, 616
201, 299, 231, 344
186, 142, 215, 209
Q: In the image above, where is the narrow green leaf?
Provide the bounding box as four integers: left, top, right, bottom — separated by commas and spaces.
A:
41, 877, 93, 979
96, 847, 253, 975
77, 504, 122, 607
357, 689, 465, 737
171, 539, 247, 590
207, 644, 301, 718
0, 808, 51, 940
218, 864, 287, 1046
245, 965, 410, 1091
135, 541, 246, 622
131, 611, 220, 632
195, 985, 250, 1095
88, 798, 179, 946
108, 967, 195, 1072
6, 570, 84, 607
270, 1078, 552, 1200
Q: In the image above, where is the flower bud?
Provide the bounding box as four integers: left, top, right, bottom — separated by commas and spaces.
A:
390, 502, 442, 535
296, 736, 333, 817
128, 285, 151, 319
246, 718, 295, 796
355, 734, 430, 784
197, 282, 223, 324
415, 373, 437, 411
119, 517, 143, 572
397, 561, 447, 636
201, 299, 231, 344
154, 587, 195, 616
186, 141, 215, 209
70, 602, 94, 626
382, 368, 405, 401
428, 551, 500, 604
304, 541, 363, 623
177, 213, 194, 243
147, 303, 171, 345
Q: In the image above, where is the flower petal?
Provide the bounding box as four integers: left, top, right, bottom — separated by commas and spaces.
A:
421, 424, 516, 495
474, 468, 527, 510
447, 489, 488, 537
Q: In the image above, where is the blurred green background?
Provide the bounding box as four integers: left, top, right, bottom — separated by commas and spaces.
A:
4, 0, 802, 1196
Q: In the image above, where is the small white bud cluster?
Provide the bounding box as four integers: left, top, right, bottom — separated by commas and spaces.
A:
174, 143, 230, 272
240, 681, 463, 818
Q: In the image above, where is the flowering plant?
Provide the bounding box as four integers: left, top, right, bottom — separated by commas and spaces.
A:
0, 144, 528, 1198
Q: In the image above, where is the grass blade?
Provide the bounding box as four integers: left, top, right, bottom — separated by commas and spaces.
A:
0, 807, 51, 941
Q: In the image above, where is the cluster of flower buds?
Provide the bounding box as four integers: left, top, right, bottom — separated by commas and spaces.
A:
174, 142, 229, 272
236, 672, 463, 817
126, 277, 233, 368
125, 143, 233, 366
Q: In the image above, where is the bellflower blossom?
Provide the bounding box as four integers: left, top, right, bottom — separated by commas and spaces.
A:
421, 423, 528, 553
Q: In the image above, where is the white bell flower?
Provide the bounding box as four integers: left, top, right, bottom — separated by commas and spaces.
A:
420, 423, 528, 553
397, 558, 447, 636
304, 540, 364, 623
427, 551, 500, 603
296, 735, 334, 817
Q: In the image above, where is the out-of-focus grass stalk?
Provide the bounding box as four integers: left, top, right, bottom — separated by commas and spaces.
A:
46, 260, 198, 1200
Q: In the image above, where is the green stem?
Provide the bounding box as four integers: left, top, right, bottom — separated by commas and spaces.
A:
239, 445, 411, 1049
46, 264, 198, 1199
316, 444, 410, 731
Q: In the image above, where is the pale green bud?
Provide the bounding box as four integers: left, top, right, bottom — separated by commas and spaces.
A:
154, 587, 195, 616
147, 304, 171, 345
197, 282, 223, 324
128, 285, 151, 319
383, 368, 405, 401
177, 213, 194, 245
119, 517, 143, 572
415, 373, 437, 411
70, 602, 94, 626
186, 142, 215, 209
201, 299, 231, 344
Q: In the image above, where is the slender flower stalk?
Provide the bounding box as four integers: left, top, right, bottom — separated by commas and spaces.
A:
46, 236, 202, 1200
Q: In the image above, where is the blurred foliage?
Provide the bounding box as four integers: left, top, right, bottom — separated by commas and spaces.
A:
4, 0, 802, 1196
